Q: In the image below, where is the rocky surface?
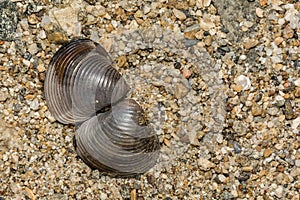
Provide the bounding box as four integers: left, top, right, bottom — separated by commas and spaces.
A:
0, 0, 299, 199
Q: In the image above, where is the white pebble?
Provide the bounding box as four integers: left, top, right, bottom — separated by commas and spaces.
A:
295, 160, 300, 167
29, 98, 39, 111
218, 174, 226, 182
237, 75, 251, 90
239, 55, 247, 60
291, 116, 300, 130
275, 186, 283, 198
143, 5, 151, 14
173, 8, 186, 20
22, 59, 31, 67
294, 78, 300, 87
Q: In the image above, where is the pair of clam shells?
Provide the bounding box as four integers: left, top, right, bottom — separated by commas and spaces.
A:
44, 39, 159, 176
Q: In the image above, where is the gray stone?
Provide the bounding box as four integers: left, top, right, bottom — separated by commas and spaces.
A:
174, 83, 190, 99
213, 0, 257, 42
0, 1, 18, 41
184, 24, 201, 33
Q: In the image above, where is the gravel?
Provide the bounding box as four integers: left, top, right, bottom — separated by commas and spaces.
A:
0, 0, 299, 199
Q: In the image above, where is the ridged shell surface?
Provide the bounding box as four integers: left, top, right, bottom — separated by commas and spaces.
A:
74, 99, 159, 176
44, 39, 159, 176
45, 39, 129, 124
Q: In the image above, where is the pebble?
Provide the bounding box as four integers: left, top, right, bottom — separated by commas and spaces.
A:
256, 7, 264, 18
274, 37, 284, 46
37, 65, 46, 73
196, 0, 212, 8
233, 141, 242, 154
49, 6, 80, 36
27, 43, 38, 55
199, 14, 216, 31
233, 85, 243, 93
267, 107, 279, 116
46, 31, 68, 43
130, 189, 137, 200
239, 55, 247, 61
173, 8, 186, 20
290, 167, 300, 177
218, 174, 226, 183
0, 87, 9, 102
284, 99, 294, 120
243, 38, 259, 49
117, 55, 127, 68
143, 5, 151, 15
203, 0, 212, 7
45, 111, 56, 123
275, 185, 283, 198
27, 14, 39, 25
181, 68, 192, 79
236, 75, 251, 90
264, 149, 273, 158
260, 0, 267, 6
25, 187, 36, 200
291, 117, 300, 131
231, 189, 238, 198
294, 78, 300, 87
252, 103, 262, 116
283, 25, 294, 39
233, 121, 247, 136
274, 95, 285, 107
295, 160, 300, 167
184, 39, 198, 47
242, 166, 253, 172
174, 83, 190, 99
198, 157, 215, 171
184, 24, 201, 33
295, 88, 300, 98
29, 98, 39, 111
22, 59, 31, 67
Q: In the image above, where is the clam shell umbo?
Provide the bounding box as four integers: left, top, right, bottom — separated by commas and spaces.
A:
44, 39, 159, 176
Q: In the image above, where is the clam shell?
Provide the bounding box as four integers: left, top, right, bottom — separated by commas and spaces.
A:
45, 38, 159, 176
45, 39, 129, 124
74, 99, 159, 176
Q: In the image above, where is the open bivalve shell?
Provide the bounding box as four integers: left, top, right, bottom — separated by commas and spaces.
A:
44, 39, 159, 176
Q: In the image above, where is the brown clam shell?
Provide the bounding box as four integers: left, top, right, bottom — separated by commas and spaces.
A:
44, 38, 159, 176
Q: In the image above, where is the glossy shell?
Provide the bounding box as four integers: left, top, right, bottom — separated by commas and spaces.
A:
44, 39, 159, 176
74, 99, 159, 176
45, 39, 129, 124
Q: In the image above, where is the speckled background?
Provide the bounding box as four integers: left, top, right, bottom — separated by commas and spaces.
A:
0, 0, 299, 199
